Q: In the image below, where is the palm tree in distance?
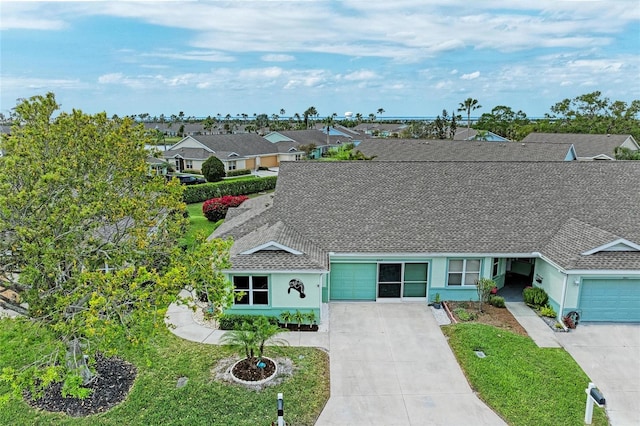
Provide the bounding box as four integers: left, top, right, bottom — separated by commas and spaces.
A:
376, 108, 385, 119
458, 98, 482, 133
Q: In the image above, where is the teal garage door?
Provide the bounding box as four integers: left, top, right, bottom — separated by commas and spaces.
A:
330, 263, 376, 301
579, 279, 640, 322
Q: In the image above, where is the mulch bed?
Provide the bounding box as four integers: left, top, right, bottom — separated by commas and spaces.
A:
446, 301, 528, 337
279, 323, 318, 332
231, 357, 276, 382
26, 354, 137, 417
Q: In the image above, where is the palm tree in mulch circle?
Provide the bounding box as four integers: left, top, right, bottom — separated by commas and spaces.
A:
221, 317, 288, 379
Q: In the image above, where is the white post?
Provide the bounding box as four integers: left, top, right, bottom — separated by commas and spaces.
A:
585, 382, 595, 424
277, 392, 285, 426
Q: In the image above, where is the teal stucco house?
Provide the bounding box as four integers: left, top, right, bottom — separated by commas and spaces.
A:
211, 161, 640, 324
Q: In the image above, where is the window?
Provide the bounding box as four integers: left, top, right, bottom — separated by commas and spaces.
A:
492, 258, 500, 277
447, 259, 481, 286
233, 276, 269, 305
185, 160, 193, 169
228, 160, 237, 171
295, 154, 302, 161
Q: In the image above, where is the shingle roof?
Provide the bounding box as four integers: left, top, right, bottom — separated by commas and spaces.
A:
356, 139, 574, 161
164, 147, 212, 160
277, 130, 350, 146
189, 134, 278, 156
520, 133, 636, 158
215, 161, 640, 271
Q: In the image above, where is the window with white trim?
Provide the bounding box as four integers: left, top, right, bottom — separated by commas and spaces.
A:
185, 160, 193, 169
228, 160, 237, 170
492, 258, 500, 277
447, 259, 481, 286
233, 276, 268, 305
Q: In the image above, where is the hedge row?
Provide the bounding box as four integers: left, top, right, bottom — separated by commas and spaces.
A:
218, 313, 279, 330
226, 168, 252, 177
183, 176, 277, 203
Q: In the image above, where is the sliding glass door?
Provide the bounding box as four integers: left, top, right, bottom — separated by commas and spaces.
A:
377, 262, 429, 299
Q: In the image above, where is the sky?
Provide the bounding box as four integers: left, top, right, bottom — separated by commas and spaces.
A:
1, 0, 639, 120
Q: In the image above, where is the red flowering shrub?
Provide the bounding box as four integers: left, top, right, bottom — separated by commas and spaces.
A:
202, 195, 249, 222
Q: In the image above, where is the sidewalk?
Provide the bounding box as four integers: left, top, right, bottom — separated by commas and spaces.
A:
505, 302, 561, 348
165, 290, 329, 348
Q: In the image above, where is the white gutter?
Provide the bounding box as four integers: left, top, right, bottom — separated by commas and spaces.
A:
559, 274, 568, 322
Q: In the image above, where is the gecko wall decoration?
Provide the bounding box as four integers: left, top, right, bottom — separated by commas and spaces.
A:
288, 279, 306, 298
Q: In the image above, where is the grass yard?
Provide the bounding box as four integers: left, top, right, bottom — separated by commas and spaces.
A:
0, 318, 330, 426
181, 202, 222, 248
442, 323, 608, 426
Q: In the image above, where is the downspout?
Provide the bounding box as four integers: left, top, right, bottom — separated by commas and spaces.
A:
558, 274, 568, 323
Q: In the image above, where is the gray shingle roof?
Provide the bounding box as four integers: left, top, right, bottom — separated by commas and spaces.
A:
189, 134, 278, 156
356, 139, 574, 161
276, 130, 349, 146
215, 161, 640, 271
520, 133, 636, 158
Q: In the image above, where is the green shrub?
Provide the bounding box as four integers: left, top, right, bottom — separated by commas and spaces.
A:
258, 166, 270, 170
218, 313, 278, 330
523, 286, 548, 307
202, 156, 225, 182
454, 308, 477, 321
539, 305, 557, 318
489, 295, 506, 308
227, 168, 251, 177
182, 176, 277, 203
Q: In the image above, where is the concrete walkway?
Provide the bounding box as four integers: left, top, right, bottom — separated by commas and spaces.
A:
166, 298, 505, 425
505, 302, 561, 348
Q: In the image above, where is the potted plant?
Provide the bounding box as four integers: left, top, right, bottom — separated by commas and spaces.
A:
432, 293, 442, 309
293, 310, 305, 330
279, 310, 292, 328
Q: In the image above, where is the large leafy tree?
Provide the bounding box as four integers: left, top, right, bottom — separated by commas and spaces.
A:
476, 105, 529, 140
0, 93, 231, 396
539, 91, 640, 139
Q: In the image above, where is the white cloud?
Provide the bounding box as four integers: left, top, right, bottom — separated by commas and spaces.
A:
342, 70, 379, 81
261, 54, 295, 62
460, 71, 480, 80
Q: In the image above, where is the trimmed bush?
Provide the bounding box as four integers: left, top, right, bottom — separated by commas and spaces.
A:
218, 313, 278, 330
202, 195, 249, 222
489, 295, 506, 308
523, 286, 549, 307
202, 156, 225, 182
227, 169, 251, 177
182, 169, 202, 175
183, 176, 277, 203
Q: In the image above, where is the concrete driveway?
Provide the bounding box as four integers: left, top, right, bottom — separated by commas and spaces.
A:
315, 303, 505, 425
555, 324, 640, 426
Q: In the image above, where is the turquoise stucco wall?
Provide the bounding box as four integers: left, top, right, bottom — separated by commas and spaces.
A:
226, 272, 322, 320
531, 258, 565, 312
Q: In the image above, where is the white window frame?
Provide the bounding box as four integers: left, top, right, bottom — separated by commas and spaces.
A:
228, 160, 237, 171
447, 259, 481, 287
233, 275, 269, 305
185, 160, 193, 169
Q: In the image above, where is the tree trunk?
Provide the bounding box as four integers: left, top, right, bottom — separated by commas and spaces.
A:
65, 338, 95, 385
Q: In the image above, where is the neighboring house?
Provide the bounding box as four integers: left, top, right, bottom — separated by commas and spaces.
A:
353, 123, 407, 138
164, 134, 282, 172
453, 128, 511, 141
265, 129, 352, 158
211, 161, 640, 323
146, 156, 169, 176
356, 139, 577, 161
521, 133, 639, 160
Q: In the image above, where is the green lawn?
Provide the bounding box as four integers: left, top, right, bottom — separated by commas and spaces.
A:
181, 202, 222, 248
442, 323, 608, 426
0, 318, 330, 425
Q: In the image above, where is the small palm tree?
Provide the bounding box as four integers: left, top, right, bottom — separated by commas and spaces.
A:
220, 317, 288, 362
458, 98, 482, 133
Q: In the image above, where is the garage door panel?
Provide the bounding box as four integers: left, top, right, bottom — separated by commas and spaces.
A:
330, 263, 376, 301
579, 279, 640, 322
